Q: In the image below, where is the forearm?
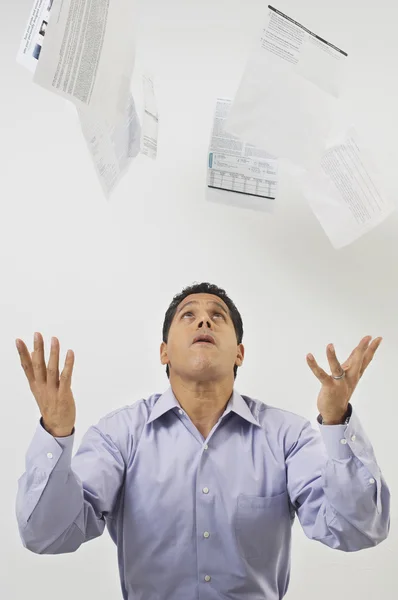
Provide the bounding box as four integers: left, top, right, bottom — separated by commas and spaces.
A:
320, 454, 390, 551
320, 413, 389, 549
16, 422, 104, 554
289, 410, 390, 552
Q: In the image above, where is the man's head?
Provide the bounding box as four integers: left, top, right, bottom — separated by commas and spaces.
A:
160, 283, 244, 383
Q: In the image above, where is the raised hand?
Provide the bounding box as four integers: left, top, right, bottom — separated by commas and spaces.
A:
16, 332, 76, 437
307, 336, 382, 424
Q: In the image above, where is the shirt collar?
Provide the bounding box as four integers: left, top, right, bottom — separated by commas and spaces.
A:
147, 388, 181, 424
224, 389, 262, 428
147, 387, 261, 428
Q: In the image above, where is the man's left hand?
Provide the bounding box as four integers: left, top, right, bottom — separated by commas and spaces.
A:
307, 336, 383, 425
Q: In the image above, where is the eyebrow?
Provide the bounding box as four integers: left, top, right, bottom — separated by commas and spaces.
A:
177, 300, 229, 316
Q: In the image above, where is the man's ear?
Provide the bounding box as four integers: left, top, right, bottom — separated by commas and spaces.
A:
160, 342, 169, 366
235, 344, 245, 367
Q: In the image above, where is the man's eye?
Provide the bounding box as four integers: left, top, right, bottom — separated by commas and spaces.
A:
182, 311, 193, 318
213, 313, 224, 319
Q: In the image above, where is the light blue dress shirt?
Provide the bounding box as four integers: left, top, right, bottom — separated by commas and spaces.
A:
16, 388, 390, 600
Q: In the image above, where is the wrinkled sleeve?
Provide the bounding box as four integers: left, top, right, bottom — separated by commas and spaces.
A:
16, 418, 125, 555
286, 408, 390, 551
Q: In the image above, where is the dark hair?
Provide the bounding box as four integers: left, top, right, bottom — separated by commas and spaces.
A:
162, 282, 243, 379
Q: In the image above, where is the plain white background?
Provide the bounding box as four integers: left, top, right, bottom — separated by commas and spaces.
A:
0, 0, 396, 598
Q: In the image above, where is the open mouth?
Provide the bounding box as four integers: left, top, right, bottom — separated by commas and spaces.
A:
193, 335, 215, 345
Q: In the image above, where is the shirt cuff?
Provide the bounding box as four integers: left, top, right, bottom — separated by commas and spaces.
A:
25, 419, 75, 473
319, 420, 353, 459
318, 403, 353, 459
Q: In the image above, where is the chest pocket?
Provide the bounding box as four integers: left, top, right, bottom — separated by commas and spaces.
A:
234, 490, 292, 562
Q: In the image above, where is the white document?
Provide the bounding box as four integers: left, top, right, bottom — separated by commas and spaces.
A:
78, 74, 158, 197
32, 0, 137, 121
207, 99, 277, 211
299, 128, 396, 248
227, 5, 348, 168
78, 94, 141, 198
17, 1, 156, 198
141, 76, 159, 159
16, 0, 54, 72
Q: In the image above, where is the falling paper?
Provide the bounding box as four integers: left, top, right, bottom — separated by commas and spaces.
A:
207, 98, 277, 212
16, 0, 54, 72
17, 0, 158, 198
78, 75, 158, 197
298, 128, 396, 248
78, 94, 141, 198
227, 5, 348, 168
32, 0, 137, 122
141, 75, 159, 159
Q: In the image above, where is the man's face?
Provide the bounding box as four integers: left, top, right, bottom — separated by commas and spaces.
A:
160, 293, 244, 382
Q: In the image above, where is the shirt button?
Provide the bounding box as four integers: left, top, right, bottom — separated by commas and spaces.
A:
47, 452, 53, 459
351, 435, 356, 442
204, 444, 209, 450
203, 531, 210, 538
340, 438, 347, 445
202, 487, 209, 494
179, 409, 184, 415
204, 575, 211, 582
369, 478, 375, 484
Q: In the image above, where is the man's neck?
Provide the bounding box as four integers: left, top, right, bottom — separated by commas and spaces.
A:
170, 376, 234, 439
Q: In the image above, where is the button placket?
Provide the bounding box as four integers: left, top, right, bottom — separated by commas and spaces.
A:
197, 447, 217, 586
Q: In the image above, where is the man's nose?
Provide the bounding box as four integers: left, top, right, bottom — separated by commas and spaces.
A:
198, 319, 212, 329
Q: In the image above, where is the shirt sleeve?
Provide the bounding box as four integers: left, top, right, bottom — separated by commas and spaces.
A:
16, 418, 125, 555
286, 408, 390, 552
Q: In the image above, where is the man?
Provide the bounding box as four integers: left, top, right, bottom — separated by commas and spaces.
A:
16, 282, 390, 600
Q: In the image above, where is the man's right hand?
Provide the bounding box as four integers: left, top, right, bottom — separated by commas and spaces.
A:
16, 332, 76, 437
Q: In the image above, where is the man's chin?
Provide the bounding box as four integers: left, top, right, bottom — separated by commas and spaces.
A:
186, 361, 224, 381
170, 365, 233, 385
